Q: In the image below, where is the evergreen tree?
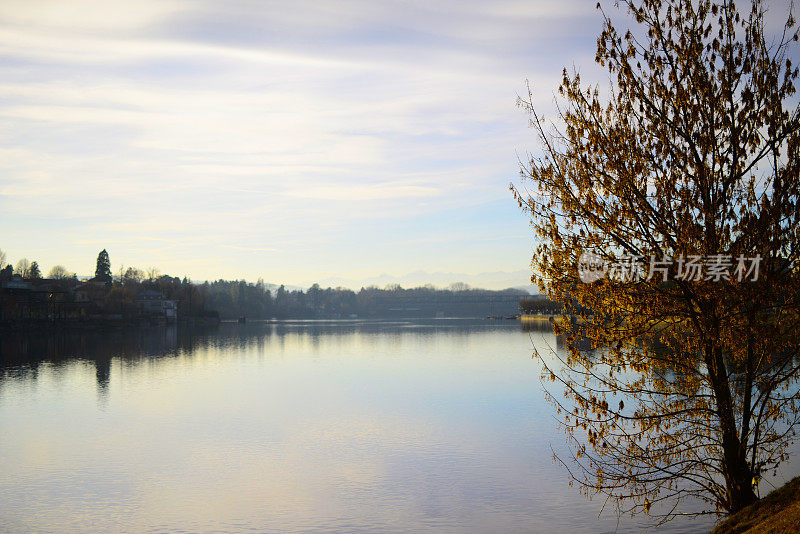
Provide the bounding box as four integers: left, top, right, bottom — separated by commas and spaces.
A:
29, 261, 41, 279
95, 249, 112, 285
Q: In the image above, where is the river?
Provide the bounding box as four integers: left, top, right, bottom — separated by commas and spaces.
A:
0, 319, 790, 533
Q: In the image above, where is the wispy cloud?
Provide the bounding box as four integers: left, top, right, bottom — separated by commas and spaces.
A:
225, 245, 280, 253
0, 0, 599, 284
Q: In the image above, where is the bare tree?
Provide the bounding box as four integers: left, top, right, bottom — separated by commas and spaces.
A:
123, 267, 144, 284
48, 265, 70, 279
15, 258, 30, 278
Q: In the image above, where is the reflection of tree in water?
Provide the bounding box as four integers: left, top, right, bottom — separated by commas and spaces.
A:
95, 356, 111, 392
522, 317, 593, 352
0, 325, 223, 391
0, 319, 522, 392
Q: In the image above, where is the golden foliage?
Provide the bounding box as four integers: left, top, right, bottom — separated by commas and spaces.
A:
514, 0, 800, 522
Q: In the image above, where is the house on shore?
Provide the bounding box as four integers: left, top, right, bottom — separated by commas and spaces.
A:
73, 280, 108, 306
1, 277, 86, 322
136, 290, 177, 322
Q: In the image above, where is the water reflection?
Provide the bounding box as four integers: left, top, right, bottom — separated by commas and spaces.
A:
0, 320, 722, 533
1, 320, 530, 392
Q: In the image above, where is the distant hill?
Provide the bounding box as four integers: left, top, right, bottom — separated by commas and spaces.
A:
312, 269, 534, 292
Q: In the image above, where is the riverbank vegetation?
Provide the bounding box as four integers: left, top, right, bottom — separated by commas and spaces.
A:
711, 477, 800, 534
0, 249, 527, 324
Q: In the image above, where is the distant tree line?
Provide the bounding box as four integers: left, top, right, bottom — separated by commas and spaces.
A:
1, 248, 529, 320
202, 281, 526, 319
0, 248, 78, 282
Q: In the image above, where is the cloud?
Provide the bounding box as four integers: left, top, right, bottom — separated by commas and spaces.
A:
224, 245, 280, 253
0, 0, 598, 283
285, 182, 441, 201
0, 0, 186, 32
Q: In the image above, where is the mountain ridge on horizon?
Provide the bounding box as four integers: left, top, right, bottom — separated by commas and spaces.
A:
308, 269, 535, 293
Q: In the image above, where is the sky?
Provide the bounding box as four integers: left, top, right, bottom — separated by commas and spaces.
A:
0, 0, 605, 288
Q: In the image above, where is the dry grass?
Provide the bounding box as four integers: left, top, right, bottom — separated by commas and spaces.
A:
711, 477, 800, 534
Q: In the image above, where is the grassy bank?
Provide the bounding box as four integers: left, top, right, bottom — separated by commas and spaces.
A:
711, 477, 800, 533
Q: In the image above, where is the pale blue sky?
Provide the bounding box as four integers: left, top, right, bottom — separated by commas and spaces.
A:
0, 0, 604, 287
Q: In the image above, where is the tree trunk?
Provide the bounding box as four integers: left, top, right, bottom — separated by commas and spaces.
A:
708, 342, 758, 512
721, 429, 758, 512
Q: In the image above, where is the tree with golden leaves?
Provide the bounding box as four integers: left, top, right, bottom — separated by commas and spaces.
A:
514, 0, 800, 522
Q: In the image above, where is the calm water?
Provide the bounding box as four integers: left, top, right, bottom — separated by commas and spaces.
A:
0, 320, 793, 533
